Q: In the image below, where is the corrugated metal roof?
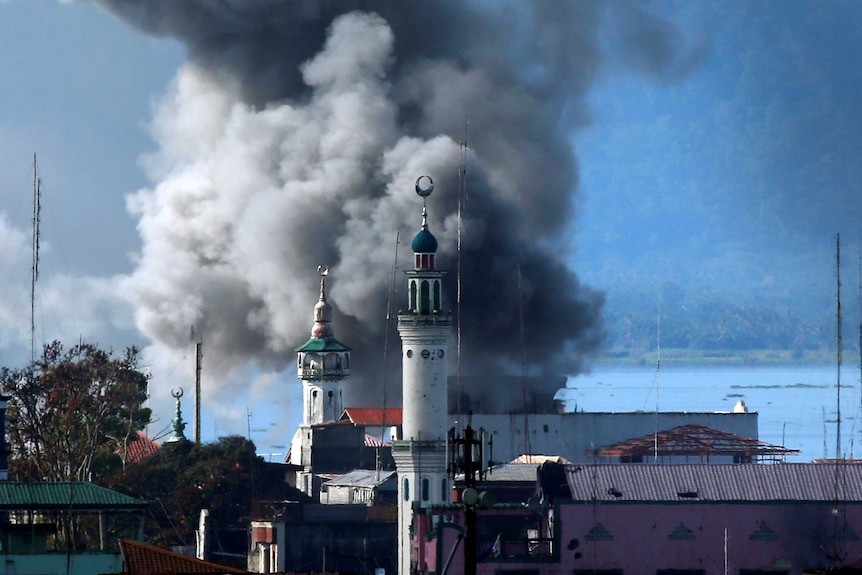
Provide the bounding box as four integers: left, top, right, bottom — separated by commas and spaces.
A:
340, 407, 403, 426
486, 463, 542, 482
591, 424, 798, 459
564, 463, 862, 502
364, 433, 391, 447
324, 469, 396, 488
0, 482, 147, 510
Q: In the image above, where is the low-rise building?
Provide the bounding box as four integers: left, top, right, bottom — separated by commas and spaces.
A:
417, 461, 862, 575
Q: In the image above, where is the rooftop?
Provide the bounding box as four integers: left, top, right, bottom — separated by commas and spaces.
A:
120, 539, 247, 574
0, 482, 147, 511
561, 462, 862, 502
340, 407, 403, 426
590, 424, 798, 462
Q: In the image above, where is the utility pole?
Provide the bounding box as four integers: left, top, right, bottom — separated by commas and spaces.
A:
448, 425, 493, 575
195, 341, 202, 445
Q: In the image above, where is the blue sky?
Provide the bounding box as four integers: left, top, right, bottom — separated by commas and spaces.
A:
1, 1, 861, 457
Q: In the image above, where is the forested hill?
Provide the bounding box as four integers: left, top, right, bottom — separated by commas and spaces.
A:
600, 284, 845, 365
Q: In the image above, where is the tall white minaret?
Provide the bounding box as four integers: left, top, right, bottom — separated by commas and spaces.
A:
296, 265, 351, 426
393, 176, 452, 575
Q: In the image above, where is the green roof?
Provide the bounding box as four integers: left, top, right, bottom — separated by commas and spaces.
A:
0, 482, 147, 510
411, 228, 438, 253
296, 336, 352, 353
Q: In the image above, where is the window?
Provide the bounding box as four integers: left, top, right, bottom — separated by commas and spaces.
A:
441, 477, 449, 501
403, 478, 410, 501
433, 281, 441, 310
422, 477, 430, 501
420, 280, 430, 314
410, 281, 417, 312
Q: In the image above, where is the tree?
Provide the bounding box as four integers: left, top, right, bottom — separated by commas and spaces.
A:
1, 341, 151, 482
107, 436, 308, 559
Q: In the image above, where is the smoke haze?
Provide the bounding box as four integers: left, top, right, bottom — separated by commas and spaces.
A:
93, 1, 700, 436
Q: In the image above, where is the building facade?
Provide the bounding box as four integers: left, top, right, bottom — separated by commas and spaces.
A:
418, 462, 862, 575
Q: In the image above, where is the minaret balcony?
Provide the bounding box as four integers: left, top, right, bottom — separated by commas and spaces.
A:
299, 367, 349, 380
397, 313, 452, 327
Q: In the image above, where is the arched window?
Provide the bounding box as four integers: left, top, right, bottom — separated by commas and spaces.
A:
403, 478, 410, 501
421, 477, 430, 501
410, 281, 418, 312
433, 281, 441, 311
441, 477, 449, 501
420, 281, 430, 315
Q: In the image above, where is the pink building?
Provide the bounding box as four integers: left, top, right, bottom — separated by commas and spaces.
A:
416, 462, 862, 575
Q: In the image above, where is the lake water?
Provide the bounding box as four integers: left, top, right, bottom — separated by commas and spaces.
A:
561, 364, 861, 463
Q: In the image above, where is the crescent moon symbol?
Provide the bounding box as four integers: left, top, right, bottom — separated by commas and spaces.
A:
415, 175, 434, 197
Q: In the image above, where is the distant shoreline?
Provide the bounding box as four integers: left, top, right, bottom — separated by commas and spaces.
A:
597, 348, 837, 367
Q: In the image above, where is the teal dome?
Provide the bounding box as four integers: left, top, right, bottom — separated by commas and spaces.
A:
411, 228, 438, 253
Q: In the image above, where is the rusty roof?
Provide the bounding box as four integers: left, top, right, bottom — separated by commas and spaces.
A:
120, 540, 248, 574
590, 424, 798, 460
340, 407, 402, 426
563, 462, 862, 502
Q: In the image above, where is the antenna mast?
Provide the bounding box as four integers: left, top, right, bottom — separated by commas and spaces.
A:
30, 153, 41, 364
836, 234, 843, 460
457, 130, 468, 429
381, 232, 400, 440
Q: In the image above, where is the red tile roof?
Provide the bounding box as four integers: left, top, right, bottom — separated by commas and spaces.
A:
119, 539, 248, 574
340, 407, 402, 426
120, 431, 161, 464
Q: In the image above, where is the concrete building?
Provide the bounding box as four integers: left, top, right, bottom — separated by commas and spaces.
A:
320, 469, 397, 506
447, 376, 760, 464
417, 461, 862, 575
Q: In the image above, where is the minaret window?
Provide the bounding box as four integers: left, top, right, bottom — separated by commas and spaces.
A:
422, 477, 430, 501
441, 478, 448, 500
403, 478, 410, 501
433, 281, 441, 311
410, 281, 417, 312
420, 280, 430, 314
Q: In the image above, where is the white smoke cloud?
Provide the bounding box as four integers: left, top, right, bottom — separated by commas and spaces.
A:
122, 12, 465, 439
90, 1, 699, 444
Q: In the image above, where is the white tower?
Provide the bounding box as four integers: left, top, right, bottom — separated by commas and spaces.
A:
290, 266, 351, 496
393, 176, 452, 575
296, 265, 351, 426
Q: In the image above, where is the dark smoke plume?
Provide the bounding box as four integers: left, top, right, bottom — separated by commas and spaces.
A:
97, 1, 699, 431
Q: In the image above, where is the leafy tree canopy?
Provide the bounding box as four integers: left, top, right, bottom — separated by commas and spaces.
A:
107, 436, 309, 551
0, 340, 151, 482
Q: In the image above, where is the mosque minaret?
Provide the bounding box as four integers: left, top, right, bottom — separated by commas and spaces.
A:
393, 176, 453, 575
289, 265, 352, 495
296, 265, 351, 426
